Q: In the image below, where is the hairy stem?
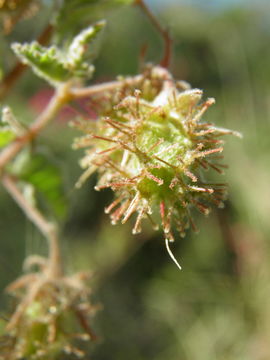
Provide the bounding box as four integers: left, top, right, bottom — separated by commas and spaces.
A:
2, 174, 62, 277
0, 73, 145, 273
70, 74, 143, 98
0, 82, 71, 172
0, 74, 145, 172
0, 72, 149, 175
0, 82, 71, 277
135, 0, 172, 68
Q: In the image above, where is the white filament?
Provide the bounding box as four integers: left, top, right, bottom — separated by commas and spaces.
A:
165, 238, 182, 270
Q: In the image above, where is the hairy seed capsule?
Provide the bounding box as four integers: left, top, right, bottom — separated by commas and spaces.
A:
73, 66, 241, 242
2, 262, 97, 359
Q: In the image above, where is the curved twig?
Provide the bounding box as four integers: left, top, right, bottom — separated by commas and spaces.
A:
2, 174, 62, 278
135, 0, 172, 68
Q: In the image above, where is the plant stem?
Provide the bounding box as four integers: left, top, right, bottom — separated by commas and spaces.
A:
2, 174, 62, 277
0, 73, 146, 172
70, 74, 143, 98
135, 0, 172, 68
0, 73, 144, 273
0, 82, 70, 278
0, 82, 71, 172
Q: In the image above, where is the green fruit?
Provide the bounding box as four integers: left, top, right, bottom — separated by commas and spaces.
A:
74, 66, 240, 241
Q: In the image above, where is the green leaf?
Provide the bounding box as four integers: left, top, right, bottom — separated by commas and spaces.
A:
11, 42, 71, 85
11, 150, 68, 220
67, 21, 105, 75
11, 22, 105, 85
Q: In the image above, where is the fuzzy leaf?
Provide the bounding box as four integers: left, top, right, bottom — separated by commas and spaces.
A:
11, 22, 105, 85
67, 21, 105, 64
66, 21, 105, 76
66, 21, 105, 77
11, 42, 70, 85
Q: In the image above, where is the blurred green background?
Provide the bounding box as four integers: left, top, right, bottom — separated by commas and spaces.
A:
1, 0, 270, 358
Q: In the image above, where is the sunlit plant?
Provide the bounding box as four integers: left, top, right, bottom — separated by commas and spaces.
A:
0, 0, 240, 358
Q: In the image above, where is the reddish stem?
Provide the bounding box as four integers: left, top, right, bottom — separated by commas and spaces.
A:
135, 0, 172, 68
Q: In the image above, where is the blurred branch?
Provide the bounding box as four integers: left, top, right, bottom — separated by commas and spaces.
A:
135, 0, 172, 68
0, 82, 71, 171
0, 23, 54, 101
2, 174, 62, 277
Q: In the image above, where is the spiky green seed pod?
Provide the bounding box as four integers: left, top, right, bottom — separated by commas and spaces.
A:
73, 66, 240, 245
2, 266, 97, 359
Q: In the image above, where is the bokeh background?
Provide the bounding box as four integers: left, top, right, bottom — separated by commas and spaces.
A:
1, 0, 270, 358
